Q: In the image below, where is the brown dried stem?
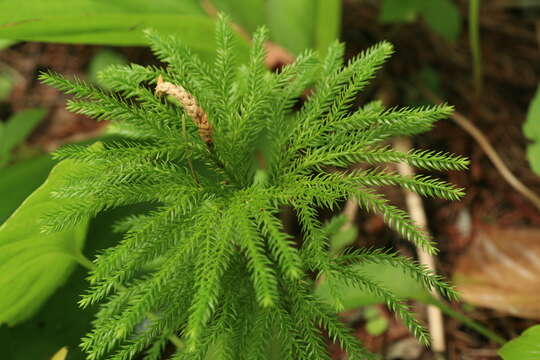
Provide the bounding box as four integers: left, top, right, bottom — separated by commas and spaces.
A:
422, 88, 540, 212
155, 75, 213, 145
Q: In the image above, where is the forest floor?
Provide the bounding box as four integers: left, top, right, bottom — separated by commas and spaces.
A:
1, 0, 539, 359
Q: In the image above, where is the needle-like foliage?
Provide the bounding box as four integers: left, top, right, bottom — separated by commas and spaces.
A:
39, 15, 467, 360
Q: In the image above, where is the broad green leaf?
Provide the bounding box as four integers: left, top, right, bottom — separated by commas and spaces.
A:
315, 0, 342, 56
0, 14, 205, 49
527, 142, 540, 175
0, 158, 89, 325
0, 0, 204, 21
379, 0, 422, 23
329, 225, 358, 256
50, 347, 68, 360
0, 205, 143, 360
421, 0, 461, 41
0, 155, 55, 223
210, 0, 266, 33
266, 0, 316, 54
88, 49, 128, 89
0, 14, 250, 63
524, 85, 540, 175
499, 325, 540, 360
0, 108, 46, 166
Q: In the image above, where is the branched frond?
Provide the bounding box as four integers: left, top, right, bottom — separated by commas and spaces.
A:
328, 264, 430, 345
336, 248, 459, 300
350, 168, 465, 200
40, 14, 467, 360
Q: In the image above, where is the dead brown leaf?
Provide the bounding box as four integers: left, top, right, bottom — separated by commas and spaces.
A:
453, 225, 540, 319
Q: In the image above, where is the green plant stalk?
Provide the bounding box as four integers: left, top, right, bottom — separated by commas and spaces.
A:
433, 299, 506, 345
469, 0, 482, 94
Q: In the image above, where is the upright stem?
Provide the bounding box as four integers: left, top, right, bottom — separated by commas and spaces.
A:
74, 252, 95, 271
433, 299, 506, 345
469, 0, 482, 95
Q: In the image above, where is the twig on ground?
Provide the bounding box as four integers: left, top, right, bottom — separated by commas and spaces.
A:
394, 137, 447, 354
422, 88, 540, 212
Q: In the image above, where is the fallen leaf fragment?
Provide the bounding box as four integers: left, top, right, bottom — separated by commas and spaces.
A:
453, 225, 540, 319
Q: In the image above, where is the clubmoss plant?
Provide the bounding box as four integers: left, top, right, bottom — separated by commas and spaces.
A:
39, 15, 467, 360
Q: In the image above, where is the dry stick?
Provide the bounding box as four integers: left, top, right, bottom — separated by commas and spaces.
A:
422, 88, 540, 212
341, 197, 359, 230
393, 137, 446, 355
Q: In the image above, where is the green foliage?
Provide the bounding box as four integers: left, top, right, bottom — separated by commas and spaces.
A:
0, 39, 17, 50
0, 108, 46, 166
0, 155, 55, 223
364, 306, 388, 336
314, 0, 342, 57
0, 0, 248, 62
0, 14, 237, 62
379, 0, 461, 42
0, 157, 89, 325
524, 84, 540, 175
39, 16, 466, 359
0, 206, 142, 360
499, 325, 540, 360
315, 251, 444, 310
0, 0, 341, 58
0, 0, 205, 45
326, 216, 358, 256
316, 221, 506, 345
266, 0, 315, 54
89, 49, 128, 90
210, 0, 266, 34
469, 0, 483, 94
267, 0, 342, 55
379, 0, 421, 22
